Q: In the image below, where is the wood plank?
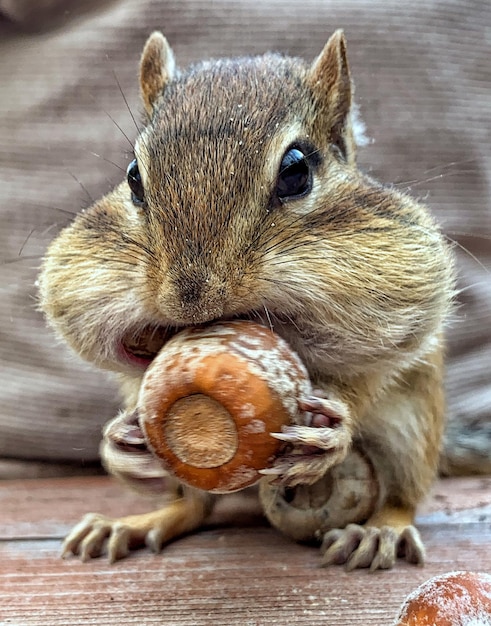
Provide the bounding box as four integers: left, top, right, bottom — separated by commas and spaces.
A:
0, 476, 490, 625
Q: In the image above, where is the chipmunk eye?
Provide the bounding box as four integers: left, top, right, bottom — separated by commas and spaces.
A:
127, 158, 145, 205
276, 147, 311, 201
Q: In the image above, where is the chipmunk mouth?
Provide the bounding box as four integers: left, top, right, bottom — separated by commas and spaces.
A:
119, 324, 179, 369
118, 312, 276, 369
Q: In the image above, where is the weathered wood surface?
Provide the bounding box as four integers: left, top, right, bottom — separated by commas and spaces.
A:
0, 475, 490, 625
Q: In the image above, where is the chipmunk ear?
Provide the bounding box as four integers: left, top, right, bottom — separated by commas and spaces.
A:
308, 30, 353, 155
140, 31, 175, 117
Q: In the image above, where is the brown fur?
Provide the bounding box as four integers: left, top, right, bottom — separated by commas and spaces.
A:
39, 31, 455, 569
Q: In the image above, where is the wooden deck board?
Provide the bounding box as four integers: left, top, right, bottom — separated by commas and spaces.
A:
0, 476, 490, 625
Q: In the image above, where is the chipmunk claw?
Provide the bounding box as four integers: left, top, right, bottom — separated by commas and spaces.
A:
271, 424, 348, 449
266, 422, 351, 487
62, 512, 131, 563
263, 392, 352, 487
61, 496, 211, 563
145, 527, 167, 554
298, 394, 349, 428
320, 523, 425, 571
397, 525, 426, 565
260, 449, 341, 488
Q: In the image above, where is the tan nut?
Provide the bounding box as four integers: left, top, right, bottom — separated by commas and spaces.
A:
259, 446, 381, 542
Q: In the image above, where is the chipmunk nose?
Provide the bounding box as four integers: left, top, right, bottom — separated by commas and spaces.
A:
163, 269, 228, 324
177, 273, 204, 307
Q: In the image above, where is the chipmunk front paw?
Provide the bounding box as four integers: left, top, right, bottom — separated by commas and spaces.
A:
101, 410, 171, 494
260, 394, 351, 487
320, 522, 425, 571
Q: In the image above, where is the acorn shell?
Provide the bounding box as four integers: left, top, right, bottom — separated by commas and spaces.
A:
259, 447, 380, 542
394, 571, 491, 626
138, 321, 311, 493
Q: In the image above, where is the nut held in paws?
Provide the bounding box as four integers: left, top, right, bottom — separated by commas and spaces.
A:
138, 321, 312, 493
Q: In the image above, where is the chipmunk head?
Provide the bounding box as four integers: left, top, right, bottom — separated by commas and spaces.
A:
39, 31, 453, 382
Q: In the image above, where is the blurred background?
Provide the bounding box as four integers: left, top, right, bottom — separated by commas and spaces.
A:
0, 0, 489, 478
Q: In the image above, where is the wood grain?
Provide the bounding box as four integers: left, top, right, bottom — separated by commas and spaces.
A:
0, 476, 490, 625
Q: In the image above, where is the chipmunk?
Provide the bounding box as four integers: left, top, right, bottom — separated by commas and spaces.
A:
38, 30, 455, 570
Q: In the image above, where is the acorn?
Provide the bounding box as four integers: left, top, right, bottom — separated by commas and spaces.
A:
138, 321, 312, 493
393, 571, 491, 625
259, 446, 381, 542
